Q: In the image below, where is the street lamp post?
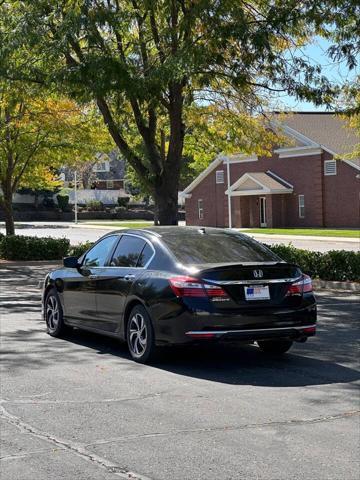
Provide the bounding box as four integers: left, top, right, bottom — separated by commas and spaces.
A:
74, 170, 78, 224
226, 156, 232, 228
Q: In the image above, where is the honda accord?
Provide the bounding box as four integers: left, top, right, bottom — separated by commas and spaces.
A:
42, 227, 317, 363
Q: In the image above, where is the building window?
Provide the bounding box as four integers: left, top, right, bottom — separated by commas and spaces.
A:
198, 199, 204, 220
106, 180, 114, 189
324, 160, 337, 176
93, 161, 110, 173
298, 195, 305, 218
216, 170, 224, 184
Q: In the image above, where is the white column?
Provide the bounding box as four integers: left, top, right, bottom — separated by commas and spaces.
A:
226, 156, 232, 228
74, 170, 78, 224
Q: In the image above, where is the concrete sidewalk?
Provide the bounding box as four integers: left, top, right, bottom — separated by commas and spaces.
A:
240, 231, 359, 244
1, 221, 358, 252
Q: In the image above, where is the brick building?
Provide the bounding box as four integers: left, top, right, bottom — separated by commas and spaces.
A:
182, 113, 359, 228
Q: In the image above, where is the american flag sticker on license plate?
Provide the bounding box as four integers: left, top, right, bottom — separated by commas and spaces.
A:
244, 285, 270, 300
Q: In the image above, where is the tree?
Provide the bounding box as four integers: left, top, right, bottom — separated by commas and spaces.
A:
1, 0, 340, 225
127, 103, 283, 196
339, 86, 360, 160
76, 158, 99, 189
0, 82, 112, 234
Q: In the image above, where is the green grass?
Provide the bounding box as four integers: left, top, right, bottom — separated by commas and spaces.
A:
80, 220, 153, 229
243, 228, 359, 238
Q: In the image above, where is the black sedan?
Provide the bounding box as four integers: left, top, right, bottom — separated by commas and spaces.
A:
42, 227, 317, 363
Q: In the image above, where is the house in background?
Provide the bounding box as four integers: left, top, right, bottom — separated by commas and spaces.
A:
90, 151, 126, 190
182, 112, 360, 228
58, 149, 129, 206
60, 150, 126, 190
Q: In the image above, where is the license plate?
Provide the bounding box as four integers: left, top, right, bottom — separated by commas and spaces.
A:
244, 285, 270, 300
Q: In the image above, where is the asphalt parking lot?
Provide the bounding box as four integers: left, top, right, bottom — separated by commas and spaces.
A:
0, 264, 359, 480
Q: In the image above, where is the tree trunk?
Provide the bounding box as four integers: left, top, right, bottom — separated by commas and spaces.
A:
2, 195, 15, 235
153, 171, 179, 225
34, 192, 39, 209
1, 178, 15, 235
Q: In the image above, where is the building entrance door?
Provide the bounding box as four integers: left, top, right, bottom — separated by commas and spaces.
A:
259, 197, 267, 227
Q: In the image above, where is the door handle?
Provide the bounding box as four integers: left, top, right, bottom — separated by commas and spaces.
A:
124, 274, 135, 281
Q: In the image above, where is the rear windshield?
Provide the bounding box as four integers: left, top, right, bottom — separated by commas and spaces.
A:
163, 232, 280, 264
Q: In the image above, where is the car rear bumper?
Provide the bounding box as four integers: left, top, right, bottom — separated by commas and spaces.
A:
153, 303, 317, 345
185, 324, 316, 341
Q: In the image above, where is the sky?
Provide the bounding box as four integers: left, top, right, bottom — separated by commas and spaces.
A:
273, 37, 359, 112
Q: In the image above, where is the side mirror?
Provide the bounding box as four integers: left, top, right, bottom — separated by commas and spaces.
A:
63, 256, 79, 268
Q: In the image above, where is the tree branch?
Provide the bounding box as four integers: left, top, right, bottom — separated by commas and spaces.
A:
149, 7, 166, 64
96, 96, 151, 185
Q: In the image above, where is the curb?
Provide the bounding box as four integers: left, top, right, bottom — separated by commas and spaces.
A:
0, 260, 61, 267
244, 233, 359, 244
313, 279, 359, 292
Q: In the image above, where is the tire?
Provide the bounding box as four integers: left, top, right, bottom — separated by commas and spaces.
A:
126, 305, 157, 363
44, 288, 67, 337
257, 339, 293, 355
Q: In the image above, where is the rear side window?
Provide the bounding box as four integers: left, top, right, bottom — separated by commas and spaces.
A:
137, 243, 154, 268
83, 236, 118, 267
110, 235, 146, 267
162, 232, 279, 264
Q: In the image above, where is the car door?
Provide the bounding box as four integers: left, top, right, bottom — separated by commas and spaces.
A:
62, 235, 119, 328
94, 234, 155, 333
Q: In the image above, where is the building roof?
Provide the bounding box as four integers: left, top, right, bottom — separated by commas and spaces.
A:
181, 112, 360, 197
279, 112, 359, 167
226, 172, 293, 196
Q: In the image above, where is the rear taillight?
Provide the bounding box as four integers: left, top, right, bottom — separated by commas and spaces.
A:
169, 276, 229, 299
287, 274, 313, 296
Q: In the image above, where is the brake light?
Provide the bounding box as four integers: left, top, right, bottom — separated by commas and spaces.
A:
287, 274, 313, 296
303, 326, 316, 334
169, 276, 229, 299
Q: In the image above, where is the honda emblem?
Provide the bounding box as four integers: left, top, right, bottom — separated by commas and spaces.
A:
253, 269, 263, 278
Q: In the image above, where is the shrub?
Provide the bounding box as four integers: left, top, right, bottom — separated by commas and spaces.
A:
56, 194, 70, 212
68, 241, 94, 258
42, 197, 56, 209
114, 206, 127, 214
268, 244, 360, 282
316, 250, 360, 282
86, 200, 104, 211
117, 197, 130, 208
0, 235, 70, 261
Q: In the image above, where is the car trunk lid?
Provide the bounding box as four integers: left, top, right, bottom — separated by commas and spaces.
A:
195, 262, 302, 308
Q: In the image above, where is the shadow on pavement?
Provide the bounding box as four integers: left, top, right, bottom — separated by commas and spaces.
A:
2, 322, 359, 391
2, 267, 359, 391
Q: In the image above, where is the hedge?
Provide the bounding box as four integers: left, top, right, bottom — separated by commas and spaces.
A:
68, 241, 94, 258
0, 234, 358, 282
267, 244, 360, 282
0, 235, 70, 261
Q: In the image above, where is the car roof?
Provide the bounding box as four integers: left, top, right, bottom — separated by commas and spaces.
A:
107, 226, 246, 239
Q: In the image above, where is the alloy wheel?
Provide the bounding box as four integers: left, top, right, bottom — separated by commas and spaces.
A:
129, 313, 147, 356
46, 295, 60, 331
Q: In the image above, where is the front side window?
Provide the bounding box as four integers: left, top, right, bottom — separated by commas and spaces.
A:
110, 235, 147, 267
298, 195, 305, 218
198, 199, 204, 220
83, 236, 118, 267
